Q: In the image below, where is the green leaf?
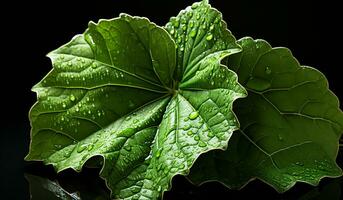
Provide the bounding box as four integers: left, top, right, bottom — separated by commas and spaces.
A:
165, 0, 239, 83
189, 37, 343, 192
26, 3, 246, 199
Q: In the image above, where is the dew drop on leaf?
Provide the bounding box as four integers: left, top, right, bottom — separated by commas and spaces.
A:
77, 144, 88, 153
189, 111, 199, 120
196, 13, 201, 20
198, 141, 207, 147
189, 21, 194, 28
181, 124, 189, 131
189, 29, 197, 38
124, 145, 131, 151
278, 134, 283, 141
87, 144, 94, 151
207, 132, 214, 137
206, 34, 213, 41
191, 2, 198, 9
128, 100, 135, 108
155, 149, 161, 158
265, 66, 272, 74
70, 95, 75, 101
295, 162, 304, 166
187, 130, 194, 136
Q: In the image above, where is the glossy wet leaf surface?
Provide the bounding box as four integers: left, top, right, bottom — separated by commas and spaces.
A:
26, 1, 246, 199
189, 37, 343, 192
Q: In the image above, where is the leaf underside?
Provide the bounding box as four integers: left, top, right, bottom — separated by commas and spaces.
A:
189, 37, 343, 192
26, 1, 246, 199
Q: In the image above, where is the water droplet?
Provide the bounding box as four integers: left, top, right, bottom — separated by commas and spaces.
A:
196, 13, 201, 20
183, 124, 191, 131
91, 63, 97, 69
190, 29, 197, 38
206, 34, 213, 41
179, 163, 185, 169
189, 21, 194, 28
62, 103, 66, 108
133, 119, 139, 124
207, 132, 214, 137
129, 100, 135, 108
77, 144, 88, 153
187, 11, 193, 18
181, 25, 187, 31
265, 66, 272, 74
214, 17, 220, 24
191, 3, 198, 9
184, 117, 189, 122
155, 149, 161, 158
157, 186, 162, 192
125, 116, 131, 121
172, 17, 180, 28
61, 116, 65, 121
187, 130, 194, 136
278, 134, 283, 141
174, 152, 180, 157
194, 135, 200, 141
180, 46, 184, 52
177, 37, 182, 44
124, 146, 131, 151
246, 77, 271, 91
209, 24, 214, 31
170, 29, 175, 35
189, 111, 199, 120
136, 181, 143, 187
70, 95, 75, 101
198, 141, 207, 147
87, 144, 93, 151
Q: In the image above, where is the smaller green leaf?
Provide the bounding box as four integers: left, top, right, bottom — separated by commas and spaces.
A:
189, 37, 343, 192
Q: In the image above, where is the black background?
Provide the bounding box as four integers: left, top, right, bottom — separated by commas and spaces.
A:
1, 0, 342, 199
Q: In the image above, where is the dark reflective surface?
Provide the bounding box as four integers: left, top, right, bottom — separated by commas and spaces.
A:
24, 151, 342, 200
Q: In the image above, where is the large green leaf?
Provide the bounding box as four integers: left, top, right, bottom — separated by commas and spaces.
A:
189, 37, 343, 192
26, 1, 246, 199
